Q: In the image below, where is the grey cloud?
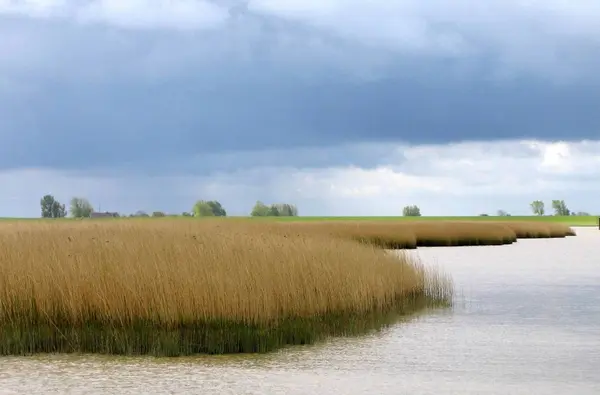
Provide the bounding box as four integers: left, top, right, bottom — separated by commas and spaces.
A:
2, 5, 600, 174
1, 139, 599, 217
248, 0, 600, 82
3, 67, 600, 173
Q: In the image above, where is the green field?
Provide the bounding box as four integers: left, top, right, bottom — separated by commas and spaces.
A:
0, 215, 597, 227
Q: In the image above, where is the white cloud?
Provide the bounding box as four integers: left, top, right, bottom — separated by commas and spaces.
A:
0, 0, 67, 18
2, 139, 599, 217
76, 0, 229, 30
0, 0, 229, 30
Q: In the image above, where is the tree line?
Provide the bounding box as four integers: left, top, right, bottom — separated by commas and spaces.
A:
40, 194, 420, 218
39, 195, 301, 218
528, 199, 590, 216
39, 194, 593, 219
40, 195, 93, 219
494, 199, 590, 217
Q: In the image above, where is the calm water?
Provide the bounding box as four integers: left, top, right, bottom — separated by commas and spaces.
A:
1, 227, 598, 394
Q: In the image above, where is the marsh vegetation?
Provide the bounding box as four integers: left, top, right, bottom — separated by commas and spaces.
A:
0, 219, 574, 356
0, 220, 452, 356
280, 220, 575, 248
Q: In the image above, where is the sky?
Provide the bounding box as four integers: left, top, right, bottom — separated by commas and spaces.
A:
1, 0, 600, 217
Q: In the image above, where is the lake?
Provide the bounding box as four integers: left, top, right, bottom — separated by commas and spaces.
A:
1, 227, 598, 394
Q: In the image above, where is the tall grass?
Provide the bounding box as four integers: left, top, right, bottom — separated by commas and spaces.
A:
500, 222, 577, 238
261, 215, 596, 226
0, 220, 452, 356
278, 220, 574, 248
0, 218, 573, 356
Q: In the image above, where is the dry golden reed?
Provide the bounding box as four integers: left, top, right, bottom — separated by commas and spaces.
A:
274, 220, 574, 248
0, 220, 451, 356
499, 221, 577, 238
0, 218, 574, 356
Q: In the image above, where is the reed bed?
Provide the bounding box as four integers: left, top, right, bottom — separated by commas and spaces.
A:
279, 220, 574, 248
405, 221, 517, 246
276, 221, 419, 249
0, 218, 574, 356
0, 220, 452, 356
543, 222, 577, 237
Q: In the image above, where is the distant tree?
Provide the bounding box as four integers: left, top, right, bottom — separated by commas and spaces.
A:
573, 211, 590, 216
70, 197, 94, 218
402, 205, 421, 217
182, 211, 193, 217
193, 200, 227, 217
530, 200, 545, 216
479, 213, 489, 216
206, 201, 226, 216
271, 203, 298, 217
40, 194, 67, 218
152, 211, 166, 217
132, 210, 149, 217
496, 210, 511, 217
250, 201, 270, 217
551, 200, 570, 216
194, 203, 214, 217
267, 205, 280, 216
251, 201, 298, 217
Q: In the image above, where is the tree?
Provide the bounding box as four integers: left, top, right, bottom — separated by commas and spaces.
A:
193, 200, 227, 217
530, 200, 545, 216
131, 210, 149, 217
40, 195, 67, 218
496, 210, 510, 216
267, 205, 280, 216
250, 201, 271, 217
402, 205, 421, 217
70, 197, 94, 218
194, 203, 214, 217
573, 211, 590, 216
152, 211, 166, 217
182, 212, 193, 217
271, 203, 298, 217
250, 201, 298, 217
206, 201, 226, 216
551, 200, 570, 216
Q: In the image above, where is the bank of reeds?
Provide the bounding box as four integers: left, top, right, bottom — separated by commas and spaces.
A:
500, 221, 577, 238
278, 221, 420, 249
0, 219, 575, 356
280, 220, 574, 248
0, 220, 452, 356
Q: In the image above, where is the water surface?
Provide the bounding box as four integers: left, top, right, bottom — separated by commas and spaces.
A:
1, 227, 598, 394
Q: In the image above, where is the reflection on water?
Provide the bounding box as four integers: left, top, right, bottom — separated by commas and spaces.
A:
1, 227, 599, 395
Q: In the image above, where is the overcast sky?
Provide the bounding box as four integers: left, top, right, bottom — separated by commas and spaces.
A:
2, 0, 599, 217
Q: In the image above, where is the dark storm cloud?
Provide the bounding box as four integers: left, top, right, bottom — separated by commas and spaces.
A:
2, 3, 600, 173
3, 73, 600, 173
